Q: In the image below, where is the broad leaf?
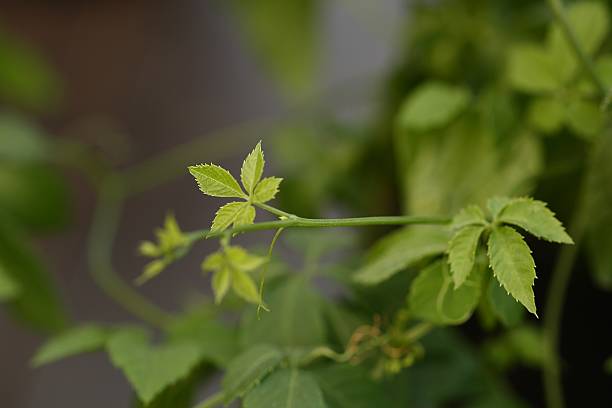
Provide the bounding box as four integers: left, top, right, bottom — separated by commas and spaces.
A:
487, 226, 537, 315
211, 201, 255, 232
107, 328, 201, 405
253, 176, 282, 203
487, 277, 524, 327
450, 205, 486, 230
312, 364, 391, 408
243, 368, 326, 408
222, 344, 284, 404
487, 197, 512, 220
240, 276, 326, 348
527, 97, 565, 134
497, 197, 572, 243
398, 82, 469, 131
32, 325, 109, 367
188, 164, 246, 198
409, 259, 483, 325
241, 142, 265, 194
354, 226, 449, 285
507, 44, 562, 93
448, 225, 485, 288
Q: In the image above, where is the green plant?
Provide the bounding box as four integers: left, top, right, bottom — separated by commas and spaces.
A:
3, 0, 612, 407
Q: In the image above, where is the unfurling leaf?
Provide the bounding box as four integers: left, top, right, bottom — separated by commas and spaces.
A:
253, 177, 283, 203
222, 344, 284, 404
188, 163, 246, 198
448, 225, 485, 288
241, 141, 265, 195
487, 226, 537, 316
243, 368, 326, 408
409, 259, 483, 325
211, 201, 256, 232
497, 197, 573, 244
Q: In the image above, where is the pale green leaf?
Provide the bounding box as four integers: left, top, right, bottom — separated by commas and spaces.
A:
211, 201, 255, 232
212, 268, 231, 303
487, 226, 537, 315
487, 196, 512, 220
244, 368, 326, 408
312, 364, 391, 408
0, 263, 20, 301
241, 141, 265, 194
240, 276, 326, 348
566, 99, 604, 139
448, 225, 485, 288
450, 205, 487, 230
138, 241, 160, 258
507, 44, 562, 93
231, 268, 261, 304
225, 246, 266, 272
497, 197, 573, 243
107, 328, 201, 405
188, 164, 246, 198
32, 325, 109, 367
201, 252, 224, 272
253, 176, 283, 203
409, 259, 483, 325
135, 259, 167, 286
398, 82, 470, 131
222, 344, 284, 404
527, 97, 565, 133
354, 226, 449, 285
487, 278, 524, 327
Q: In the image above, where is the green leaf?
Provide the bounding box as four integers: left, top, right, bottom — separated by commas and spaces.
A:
0, 113, 50, 162
212, 268, 231, 304
566, 99, 604, 139
497, 197, 573, 244
0, 262, 20, 301
507, 44, 562, 93
211, 201, 255, 232
312, 364, 391, 408
487, 197, 512, 220
354, 226, 449, 285
225, 246, 266, 271
0, 217, 66, 332
32, 325, 109, 367
243, 368, 326, 408
527, 97, 565, 134
107, 328, 201, 405
240, 276, 326, 348
241, 141, 265, 195
487, 226, 537, 315
448, 225, 485, 288
231, 268, 261, 304
487, 277, 525, 327
398, 82, 470, 131
253, 176, 283, 203
409, 259, 483, 325
222, 344, 284, 404
547, 1, 609, 80
135, 259, 167, 286
450, 205, 487, 230
188, 164, 246, 198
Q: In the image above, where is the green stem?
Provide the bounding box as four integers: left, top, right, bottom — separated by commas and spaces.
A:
254, 202, 295, 219
546, 0, 607, 97
203, 214, 450, 239
87, 176, 172, 328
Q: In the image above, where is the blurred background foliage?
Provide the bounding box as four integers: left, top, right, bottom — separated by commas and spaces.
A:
1, 0, 612, 407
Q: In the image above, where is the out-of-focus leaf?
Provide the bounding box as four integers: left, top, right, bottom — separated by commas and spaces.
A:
32, 324, 109, 367
312, 364, 391, 408
487, 277, 525, 327
240, 275, 326, 348
409, 258, 483, 325
222, 344, 284, 404
0, 216, 66, 332
527, 97, 565, 134
0, 113, 50, 162
354, 226, 449, 285
0, 262, 20, 301
397, 82, 470, 131
507, 44, 562, 93
228, 0, 319, 99
243, 368, 326, 408
484, 326, 545, 370
0, 163, 69, 232
0, 30, 62, 110
107, 327, 202, 406
565, 99, 604, 139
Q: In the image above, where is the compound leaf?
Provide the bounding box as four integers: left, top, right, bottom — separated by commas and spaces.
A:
188, 164, 246, 198
497, 198, 572, 243
448, 225, 485, 288
253, 176, 283, 203
450, 205, 486, 230
211, 201, 255, 232
487, 226, 537, 315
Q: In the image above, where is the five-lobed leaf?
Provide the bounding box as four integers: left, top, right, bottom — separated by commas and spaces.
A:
448, 225, 485, 288
243, 368, 326, 408
487, 226, 537, 316
497, 198, 573, 244
188, 164, 246, 198
32, 325, 109, 367
222, 344, 284, 404
253, 176, 283, 203
241, 141, 265, 195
